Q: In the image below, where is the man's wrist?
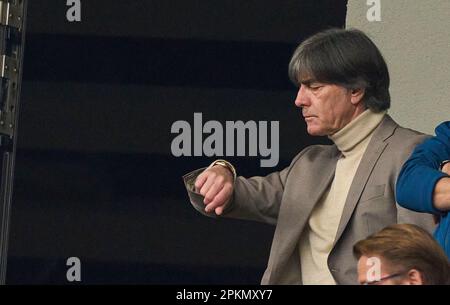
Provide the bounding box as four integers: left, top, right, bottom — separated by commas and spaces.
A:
208, 159, 237, 181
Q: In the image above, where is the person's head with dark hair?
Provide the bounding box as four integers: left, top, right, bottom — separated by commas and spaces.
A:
353, 224, 450, 285
288, 28, 391, 136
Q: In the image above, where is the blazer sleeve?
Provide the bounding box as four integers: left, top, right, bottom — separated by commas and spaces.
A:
396, 122, 450, 214
183, 148, 310, 225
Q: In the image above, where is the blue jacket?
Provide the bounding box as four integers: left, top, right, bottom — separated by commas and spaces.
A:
396, 121, 450, 257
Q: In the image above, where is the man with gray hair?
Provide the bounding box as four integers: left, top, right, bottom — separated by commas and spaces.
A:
183, 28, 433, 284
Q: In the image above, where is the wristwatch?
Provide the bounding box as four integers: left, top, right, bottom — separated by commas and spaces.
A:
440, 160, 450, 171
208, 159, 237, 181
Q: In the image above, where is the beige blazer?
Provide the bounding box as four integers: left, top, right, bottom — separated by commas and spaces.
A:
183, 115, 434, 285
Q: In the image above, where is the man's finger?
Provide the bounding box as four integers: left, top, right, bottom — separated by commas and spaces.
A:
215, 206, 224, 215
194, 173, 208, 192
205, 184, 232, 213
199, 173, 216, 198
204, 181, 224, 206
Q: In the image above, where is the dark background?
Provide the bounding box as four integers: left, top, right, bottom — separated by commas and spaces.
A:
6, 0, 346, 284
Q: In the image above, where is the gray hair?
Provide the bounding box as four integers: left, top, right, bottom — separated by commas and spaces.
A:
288, 28, 390, 112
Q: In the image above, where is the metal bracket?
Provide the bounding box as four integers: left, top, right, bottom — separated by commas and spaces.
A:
0, 55, 18, 137
0, 1, 22, 30
0, 54, 17, 79
0, 0, 25, 285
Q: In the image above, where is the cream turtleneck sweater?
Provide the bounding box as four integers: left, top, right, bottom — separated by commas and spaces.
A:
298, 109, 386, 285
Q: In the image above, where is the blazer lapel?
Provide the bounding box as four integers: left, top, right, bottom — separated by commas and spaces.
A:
333, 115, 398, 245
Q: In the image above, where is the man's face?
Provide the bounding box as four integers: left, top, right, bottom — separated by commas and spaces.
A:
357, 255, 401, 285
294, 80, 364, 136
357, 255, 423, 285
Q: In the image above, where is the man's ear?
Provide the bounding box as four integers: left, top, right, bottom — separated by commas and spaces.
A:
350, 88, 365, 105
406, 269, 424, 285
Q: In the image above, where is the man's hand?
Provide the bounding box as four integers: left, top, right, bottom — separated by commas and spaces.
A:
433, 161, 450, 211
194, 165, 234, 215
433, 175, 450, 211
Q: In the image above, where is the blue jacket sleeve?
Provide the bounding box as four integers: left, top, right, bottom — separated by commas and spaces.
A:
396, 122, 450, 214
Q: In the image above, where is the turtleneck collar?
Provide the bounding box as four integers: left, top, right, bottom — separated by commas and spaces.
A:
329, 109, 387, 156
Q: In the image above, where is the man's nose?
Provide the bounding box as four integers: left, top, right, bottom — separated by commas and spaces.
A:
294, 86, 309, 108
